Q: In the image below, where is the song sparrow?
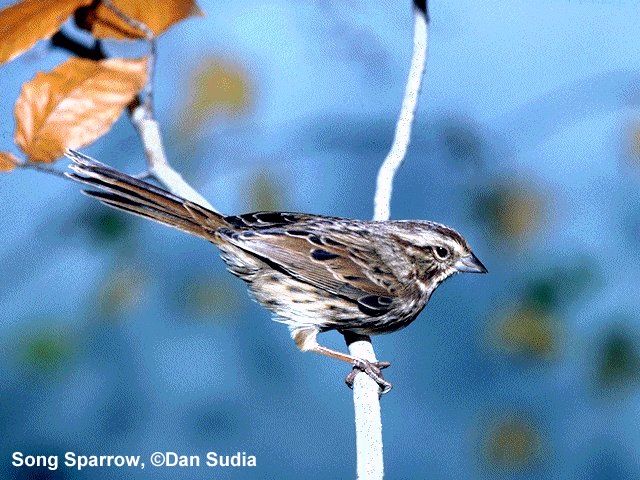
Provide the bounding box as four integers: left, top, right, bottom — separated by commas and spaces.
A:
66, 150, 487, 393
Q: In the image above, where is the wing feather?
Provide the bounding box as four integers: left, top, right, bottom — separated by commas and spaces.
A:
216, 223, 399, 315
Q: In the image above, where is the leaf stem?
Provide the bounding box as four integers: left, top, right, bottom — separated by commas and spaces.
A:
17, 161, 69, 179
101, 0, 156, 112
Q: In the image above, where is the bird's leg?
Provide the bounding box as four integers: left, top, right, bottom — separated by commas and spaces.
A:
291, 327, 392, 394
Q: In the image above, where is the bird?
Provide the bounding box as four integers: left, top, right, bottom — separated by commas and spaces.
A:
65, 150, 487, 393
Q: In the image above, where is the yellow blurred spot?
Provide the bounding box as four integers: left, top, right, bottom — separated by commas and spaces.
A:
182, 279, 239, 319
478, 183, 543, 242
248, 170, 284, 212
486, 417, 540, 467
494, 307, 557, 358
179, 57, 252, 135
496, 189, 541, 239
98, 267, 147, 318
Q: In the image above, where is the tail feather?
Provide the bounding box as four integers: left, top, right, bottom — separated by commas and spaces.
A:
82, 189, 210, 235
65, 150, 225, 240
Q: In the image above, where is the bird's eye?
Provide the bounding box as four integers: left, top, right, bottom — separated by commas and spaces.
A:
433, 246, 450, 260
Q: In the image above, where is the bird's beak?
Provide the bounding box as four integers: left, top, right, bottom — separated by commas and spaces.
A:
455, 253, 488, 274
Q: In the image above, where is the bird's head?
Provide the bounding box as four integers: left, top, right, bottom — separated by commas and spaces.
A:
387, 220, 487, 285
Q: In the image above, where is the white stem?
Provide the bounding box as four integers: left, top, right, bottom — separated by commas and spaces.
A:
348, 337, 384, 480
373, 10, 428, 222
350, 6, 429, 480
129, 105, 216, 210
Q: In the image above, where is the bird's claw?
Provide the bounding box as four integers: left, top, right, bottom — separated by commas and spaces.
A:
345, 359, 392, 395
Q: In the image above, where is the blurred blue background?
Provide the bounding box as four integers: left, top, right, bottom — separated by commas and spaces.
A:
2, 0, 640, 478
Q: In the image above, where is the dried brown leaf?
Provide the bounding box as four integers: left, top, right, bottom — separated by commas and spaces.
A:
89, 0, 203, 39
15, 57, 148, 163
0, 152, 18, 172
0, 0, 91, 64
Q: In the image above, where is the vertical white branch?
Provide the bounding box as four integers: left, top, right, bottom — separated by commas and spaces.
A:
347, 336, 385, 479
348, 2, 429, 479
373, 7, 429, 222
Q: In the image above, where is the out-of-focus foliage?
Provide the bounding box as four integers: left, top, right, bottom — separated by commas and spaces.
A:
596, 325, 640, 392
247, 170, 284, 212
475, 182, 543, 241
486, 417, 541, 468
179, 57, 252, 136
524, 260, 598, 313
79, 0, 203, 39
98, 266, 147, 318
494, 307, 557, 358
19, 326, 73, 371
492, 260, 596, 358
440, 117, 484, 167
176, 275, 240, 319
0, 0, 91, 64
15, 57, 147, 162
83, 209, 135, 245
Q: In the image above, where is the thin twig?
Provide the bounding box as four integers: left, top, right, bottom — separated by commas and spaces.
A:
17, 161, 70, 180
101, 0, 156, 111
50, 31, 106, 60
347, 2, 430, 479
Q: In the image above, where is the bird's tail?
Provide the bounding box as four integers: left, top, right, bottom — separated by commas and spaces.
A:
65, 150, 225, 240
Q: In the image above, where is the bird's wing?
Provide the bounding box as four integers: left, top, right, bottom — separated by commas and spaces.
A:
216, 224, 400, 316
223, 211, 317, 229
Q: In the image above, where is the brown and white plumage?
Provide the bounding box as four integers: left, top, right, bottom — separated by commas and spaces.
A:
65, 150, 486, 392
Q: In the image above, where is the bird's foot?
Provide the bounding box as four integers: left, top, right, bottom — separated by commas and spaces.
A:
345, 359, 392, 394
